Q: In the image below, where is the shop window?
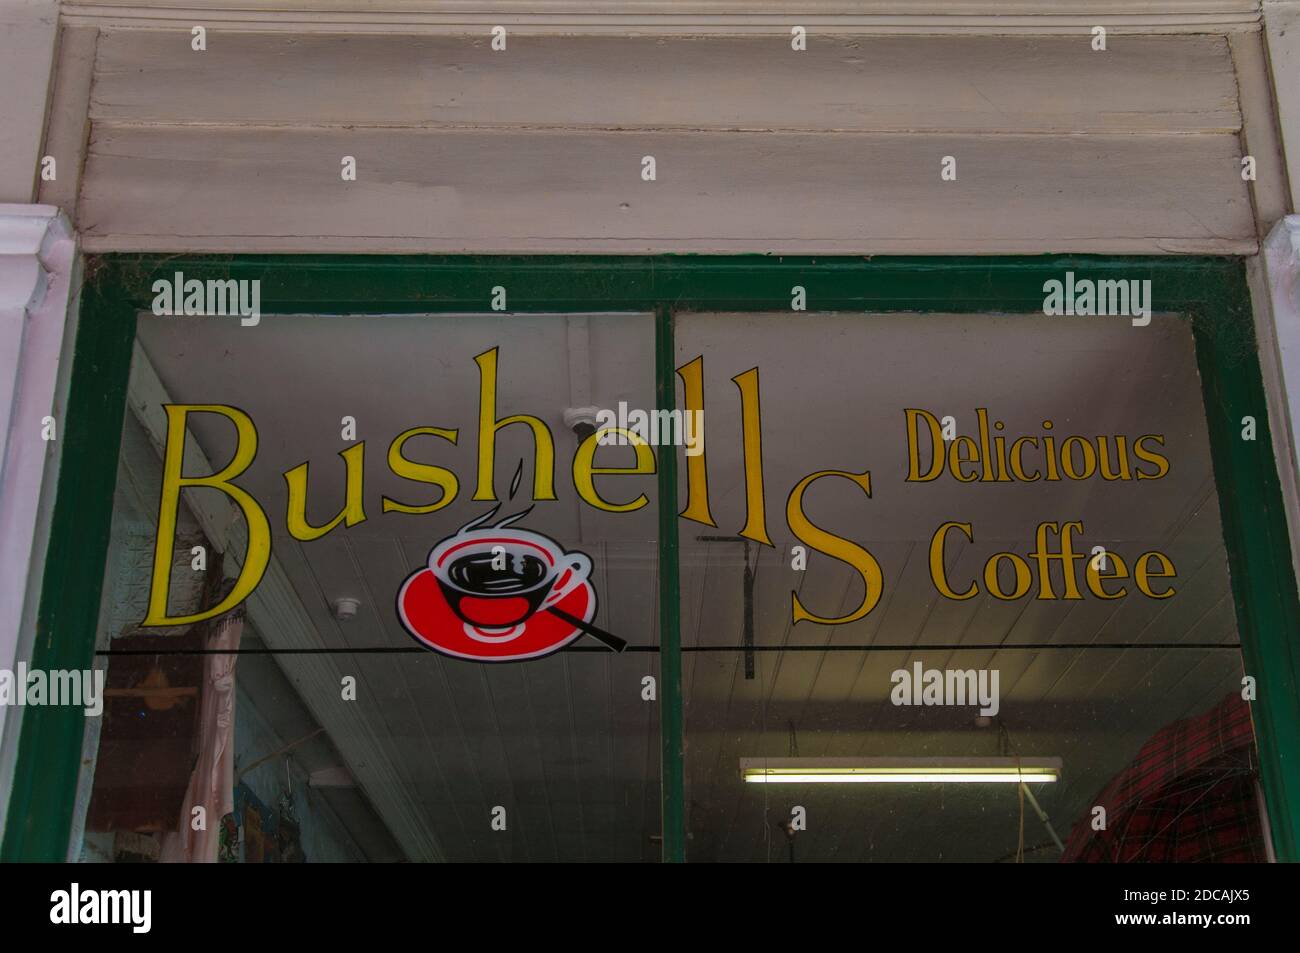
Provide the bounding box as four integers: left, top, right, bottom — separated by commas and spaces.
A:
8, 257, 1294, 864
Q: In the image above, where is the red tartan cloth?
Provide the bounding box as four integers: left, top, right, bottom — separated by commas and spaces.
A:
1061, 693, 1266, 862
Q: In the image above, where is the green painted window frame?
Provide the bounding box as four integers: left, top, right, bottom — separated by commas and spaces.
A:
4, 253, 1298, 863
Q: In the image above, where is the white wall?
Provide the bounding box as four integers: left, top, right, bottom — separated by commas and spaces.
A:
59, 29, 1269, 254
0, 0, 57, 204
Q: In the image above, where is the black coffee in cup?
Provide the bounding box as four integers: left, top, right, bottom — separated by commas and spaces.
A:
429, 530, 592, 633
446, 551, 549, 595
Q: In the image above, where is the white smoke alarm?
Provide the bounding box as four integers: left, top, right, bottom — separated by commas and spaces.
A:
332, 597, 362, 622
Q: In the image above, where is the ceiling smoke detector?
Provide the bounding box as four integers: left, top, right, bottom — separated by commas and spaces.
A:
564, 406, 601, 442
332, 597, 362, 622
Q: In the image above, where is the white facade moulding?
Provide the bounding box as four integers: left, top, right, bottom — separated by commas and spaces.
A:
1266, 217, 1300, 446
59, 0, 1265, 34
0, 203, 76, 784
1262, 216, 1300, 581
1263, 1, 1300, 207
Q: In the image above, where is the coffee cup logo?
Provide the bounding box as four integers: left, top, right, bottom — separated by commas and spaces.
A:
397, 510, 624, 661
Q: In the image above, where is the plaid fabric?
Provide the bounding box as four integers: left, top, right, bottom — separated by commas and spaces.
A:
1062, 693, 1265, 863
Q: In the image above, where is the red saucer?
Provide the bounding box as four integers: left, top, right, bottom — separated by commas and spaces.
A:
397, 568, 596, 661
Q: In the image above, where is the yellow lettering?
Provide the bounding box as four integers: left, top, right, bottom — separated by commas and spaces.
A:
473, 347, 556, 501
1134, 551, 1177, 598
733, 367, 772, 546
905, 409, 945, 482
284, 443, 367, 540
985, 552, 1032, 600
786, 469, 882, 625
382, 427, 459, 515
677, 355, 715, 526
929, 521, 978, 600
1085, 550, 1129, 599
573, 427, 656, 513
143, 405, 271, 626
1133, 435, 1171, 480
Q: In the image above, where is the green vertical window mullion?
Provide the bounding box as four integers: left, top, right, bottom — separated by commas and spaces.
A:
655, 303, 686, 862
1192, 300, 1300, 862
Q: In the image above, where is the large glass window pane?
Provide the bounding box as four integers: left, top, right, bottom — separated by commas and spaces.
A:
75, 311, 661, 862
677, 311, 1261, 862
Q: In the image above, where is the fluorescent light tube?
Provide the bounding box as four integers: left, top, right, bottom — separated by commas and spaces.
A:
739, 757, 1061, 784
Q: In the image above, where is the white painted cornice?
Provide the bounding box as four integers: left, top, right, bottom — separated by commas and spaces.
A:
0, 204, 70, 256
0, 205, 72, 316
0, 204, 73, 480
60, 0, 1263, 34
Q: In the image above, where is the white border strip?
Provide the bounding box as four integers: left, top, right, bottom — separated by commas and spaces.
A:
62, 2, 1262, 34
